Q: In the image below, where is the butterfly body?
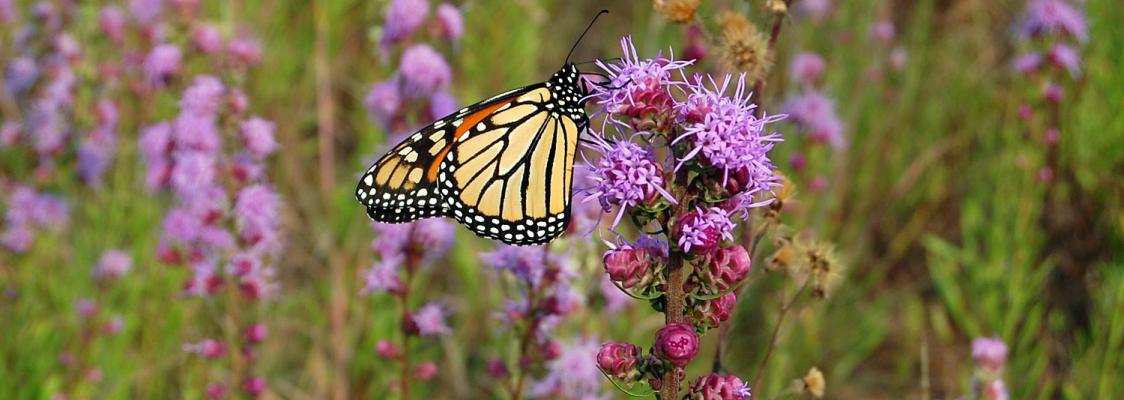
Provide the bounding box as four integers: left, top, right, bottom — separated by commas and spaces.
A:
357, 64, 590, 246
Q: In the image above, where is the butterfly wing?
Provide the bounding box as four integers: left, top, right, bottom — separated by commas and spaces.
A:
437, 86, 584, 245
356, 85, 536, 223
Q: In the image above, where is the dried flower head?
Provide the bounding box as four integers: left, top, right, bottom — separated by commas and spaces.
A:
800, 367, 825, 398
718, 11, 771, 82
801, 240, 842, 298
766, 0, 788, 15
654, 0, 701, 24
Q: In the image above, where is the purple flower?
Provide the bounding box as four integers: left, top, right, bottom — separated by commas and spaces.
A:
797, 0, 832, 21
412, 303, 452, 336
381, 0, 429, 46
653, 323, 699, 367
5, 57, 39, 96
709, 245, 751, 289
784, 90, 845, 149
871, 20, 896, 43
1020, 0, 1087, 43
399, 44, 452, 98
94, 249, 133, 281
583, 134, 675, 227
55, 34, 82, 62
890, 46, 908, 71
240, 117, 278, 159
130, 0, 164, 23
371, 219, 454, 264
482, 245, 548, 286
428, 91, 458, 120
1048, 44, 1081, 77
243, 377, 266, 397
1012, 52, 1043, 74
527, 337, 605, 399
362, 260, 403, 295
180, 75, 226, 115
192, 25, 224, 54
144, 44, 182, 85
161, 207, 204, 244
2, 225, 33, 253
984, 379, 1009, 400
791, 52, 826, 84
183, 339, 227, 359
599, 275, 632, 313
675, 74, 785, 190
235, 185, 282, 253
1, 122, 19, 147
686, 373, 752, 400
98, 6, 125, 42
593, 36, 692, 124
227, 35, 263, 66
171, 151, 216, 197
675, 206, 735, 254
972, 336, 1008, 373
365, 80, 401, 126
435, 3, 464, 42
376, 340, 402, 359
596, 341, 641, 379
0, 0, 14, 23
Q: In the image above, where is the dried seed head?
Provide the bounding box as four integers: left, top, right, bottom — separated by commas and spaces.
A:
794, 367, 825, 398
766, 0, 788, 16
767, 234, 802, 272
764, 173, 796, 224
804, 241, 842, 298
654, 0, 701, 24
718, 11, 772, 81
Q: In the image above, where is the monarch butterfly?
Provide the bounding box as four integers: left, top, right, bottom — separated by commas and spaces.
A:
356, 11, 608, 246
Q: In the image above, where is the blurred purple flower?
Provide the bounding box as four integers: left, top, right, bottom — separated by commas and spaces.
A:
436, 3, 464, 42
528, 337, 605, 399
78, 127, 118, 187
1048, 44, 1081, 77
227, 35, 263, 66
412, 303, 452, 336
482, 245, 548, 286
365, 79, 401, 127
871, 20, 896, 43
583, 134, 675, 227
381, 0, 430, 46
192, 25, 224, 54
235, 185, 282, 253
240, 117, 278, 159
972, 336, 1008, 372
130, 0, 164, 24
0, 0, 14, 23
371, 219, 454, 264
1, 225, 33, 253
5, 57, 39, 96
171, 151, 217, 197
428, 91, 458, 120
791, 52, 826, 84
1020, 0, 1087, 43
784, 90, 845, 149
890, 46, 908, 71
55, 34, 82, 62
143, 44, 182, 85
243, 377, 266, 397
797, 0, 833, 21
94, 250, 133, 281
362, 260, 403, 295
99, 6, 127, 43
984, 379, 1009, 400
0, 122, 19, 147
183, 339, 227, 359
161, 207, 203, 244
180, 75, 226, 115
399, 44, 452, 98
599, 275, 632, 313
1013, 52, 1043, 74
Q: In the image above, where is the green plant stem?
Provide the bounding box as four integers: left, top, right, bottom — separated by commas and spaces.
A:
752, 280, 809, 391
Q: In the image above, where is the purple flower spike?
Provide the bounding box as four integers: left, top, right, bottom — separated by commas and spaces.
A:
435, 3, 464, 42
675, 206, 735, 254
144, 44, 182, 85
1020, 0, 1088, 43
381, 0, 430, 46
412, 303, 452, 336
592, 36, 693, 127
783, 90, 844, 149
686, 373, 752, 400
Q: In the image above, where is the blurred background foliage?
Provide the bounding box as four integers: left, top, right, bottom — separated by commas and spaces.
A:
2, 0, 1123, 399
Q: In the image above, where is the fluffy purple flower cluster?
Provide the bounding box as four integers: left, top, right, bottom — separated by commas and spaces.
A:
142, 76, 283, 302
783, 89, 845, 149
1, 185, 68, 253
586, 36, 778, 397
366, 0, 464, 135
361, 218, 454, 295
971, 336, 1010, 400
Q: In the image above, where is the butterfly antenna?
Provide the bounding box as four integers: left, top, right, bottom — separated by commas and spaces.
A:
566, 9, 609, 64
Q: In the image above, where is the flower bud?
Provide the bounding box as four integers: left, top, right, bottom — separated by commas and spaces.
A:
685, 373, 752, 400
653, 323, 699, 368
710, 245, 752, 289
603, 247, 651, 288
414, 362, 438, 381
486, 359, 509, 379
245, 323, 268, 344
596, 341, 642, 379
376, 340, 401, 359
243, 377, 265, 397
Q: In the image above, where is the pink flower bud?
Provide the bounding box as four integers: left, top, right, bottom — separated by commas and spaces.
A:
596, 341, 641, 379
971, 337, 1008, 373
192, 25, 223, 54
603, 247, 650, 288
1043, 83, 1063, 104
984, 379, 1008, 400
653, 323, 699, 368
376, 340, 401, 359
243, 377, 265, 397
414, 362, 438, 381
686, 373, 752, 400
486, 359, 509, 379
205, 383, 227, 399
698, 292, 738, 328
245, 323, 268, 344
710, 245, 752, 289
540, 340, 562, 361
